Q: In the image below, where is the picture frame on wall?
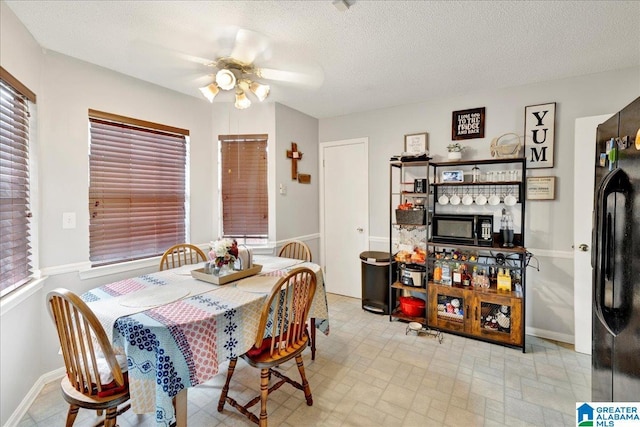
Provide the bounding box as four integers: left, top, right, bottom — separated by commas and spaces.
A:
441, 170, 464, 183
452, 107, 485, 140
526, 176, 556, 200
524, 102, 556, 169
404, 132, 428, 154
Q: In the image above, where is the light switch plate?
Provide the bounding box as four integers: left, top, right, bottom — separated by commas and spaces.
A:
62, 212, 76, 229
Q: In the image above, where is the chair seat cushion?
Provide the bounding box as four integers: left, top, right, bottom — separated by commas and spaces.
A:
97, 372, 129, 398
246, 337, 276, 358
246, 325, 311, 359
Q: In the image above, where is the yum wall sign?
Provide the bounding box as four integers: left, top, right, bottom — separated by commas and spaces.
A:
524, 102, 556, 169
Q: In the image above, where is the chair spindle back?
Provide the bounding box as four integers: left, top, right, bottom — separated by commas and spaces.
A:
277, 240, 312, 262
159, 243, 207, 271
257, 268, 316, 358
47, 289, 126, 396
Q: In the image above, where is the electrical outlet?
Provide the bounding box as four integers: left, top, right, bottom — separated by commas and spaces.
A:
62, 212, 76, 229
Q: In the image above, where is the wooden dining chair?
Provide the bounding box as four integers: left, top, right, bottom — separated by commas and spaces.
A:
277, 240, 317, 359
159, 243, 207, 271
218, 267, 317, 427
277, 240, 312, 262
47, 288, 130, 427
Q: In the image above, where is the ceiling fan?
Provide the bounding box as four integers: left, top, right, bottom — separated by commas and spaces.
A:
199, 57, 270, 109
195, 28, 323, 109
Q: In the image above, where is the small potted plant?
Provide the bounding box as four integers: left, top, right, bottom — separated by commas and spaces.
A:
447, 143, 465, 160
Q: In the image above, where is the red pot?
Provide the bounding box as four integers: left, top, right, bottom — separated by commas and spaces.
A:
399, 296, 425, 317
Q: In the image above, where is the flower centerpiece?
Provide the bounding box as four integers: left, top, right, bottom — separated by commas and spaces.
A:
209, 238, 239, 270
447, 143, 465, 160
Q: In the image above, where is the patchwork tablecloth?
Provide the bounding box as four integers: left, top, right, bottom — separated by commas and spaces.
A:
82, 256, 330, 427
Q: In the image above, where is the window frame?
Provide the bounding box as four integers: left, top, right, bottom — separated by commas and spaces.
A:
0, 66, 37, 298
218, 134, 269, 246
88, 109, 190, 267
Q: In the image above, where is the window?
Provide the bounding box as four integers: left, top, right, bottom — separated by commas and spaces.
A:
88, 110, 189, 266
219, 134, 268, 244
0, 67, 36, 297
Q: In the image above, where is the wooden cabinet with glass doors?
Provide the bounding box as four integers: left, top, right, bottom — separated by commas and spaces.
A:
428, 279, 523, 347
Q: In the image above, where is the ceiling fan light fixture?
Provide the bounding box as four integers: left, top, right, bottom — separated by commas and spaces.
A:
199, 82, 219, 102
249, 81, 270, 102
215, 68, 236, 90
235, 89, 251, 109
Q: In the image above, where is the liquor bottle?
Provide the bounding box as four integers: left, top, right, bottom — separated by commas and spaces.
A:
441, 259, 452, 286
433, 259, 442, 284
512, 271, 522, 293
452, 262, 462, 286
462, 265, 471, 287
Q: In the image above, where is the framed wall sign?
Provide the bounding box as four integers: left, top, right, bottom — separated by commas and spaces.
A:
404, 132, 428, 154
526, 176, 556, 200
452, 107, 485, 140
524, 102, 556, 169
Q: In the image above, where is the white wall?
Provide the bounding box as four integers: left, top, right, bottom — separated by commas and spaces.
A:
274, 103, 320, 258
319, 66, 640, 343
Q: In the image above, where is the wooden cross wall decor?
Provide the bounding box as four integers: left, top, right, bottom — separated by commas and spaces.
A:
286, 142, 303, 180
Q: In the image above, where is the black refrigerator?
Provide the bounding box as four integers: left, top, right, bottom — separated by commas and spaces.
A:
592, 96, 640, 401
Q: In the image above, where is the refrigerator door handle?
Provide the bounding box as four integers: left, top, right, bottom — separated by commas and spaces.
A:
604, 212, 613, 284
593, 167, 632, 336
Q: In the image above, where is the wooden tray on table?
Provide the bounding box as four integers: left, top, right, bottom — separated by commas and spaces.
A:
191, 264, 263, 285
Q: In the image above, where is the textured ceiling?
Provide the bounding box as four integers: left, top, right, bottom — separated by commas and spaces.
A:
5, 1, 640, 118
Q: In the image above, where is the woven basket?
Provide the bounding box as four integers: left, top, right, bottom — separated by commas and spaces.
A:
396, 209, 426, 225
490, 133, 522, 158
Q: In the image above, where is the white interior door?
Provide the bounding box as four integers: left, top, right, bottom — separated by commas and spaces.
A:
320, 138, 369, 298
573, 114, 611, 355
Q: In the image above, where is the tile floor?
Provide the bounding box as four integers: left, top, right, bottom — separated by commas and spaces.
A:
18, 293, 590, 426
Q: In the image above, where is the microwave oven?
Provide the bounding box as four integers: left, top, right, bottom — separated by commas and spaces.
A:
431, 214, 493, 247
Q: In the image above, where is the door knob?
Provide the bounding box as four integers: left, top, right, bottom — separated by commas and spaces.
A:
578, 243, 589, 252
356, 227, 364, 233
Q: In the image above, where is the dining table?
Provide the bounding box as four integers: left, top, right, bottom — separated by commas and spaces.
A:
81, 254, 330, 427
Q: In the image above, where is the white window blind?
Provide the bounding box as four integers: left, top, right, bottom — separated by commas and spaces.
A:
89, 110, 188, 266
0, 67, 36, 297
219, 134, 268, 242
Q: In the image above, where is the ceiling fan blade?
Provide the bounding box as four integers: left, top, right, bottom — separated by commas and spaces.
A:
129, 39, 216, 67
229, 28, 270, 65
258, 65, 324, 88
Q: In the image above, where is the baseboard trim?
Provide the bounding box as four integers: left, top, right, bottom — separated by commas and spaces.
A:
526, 326, 574, 345
3, 368, 65, 427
